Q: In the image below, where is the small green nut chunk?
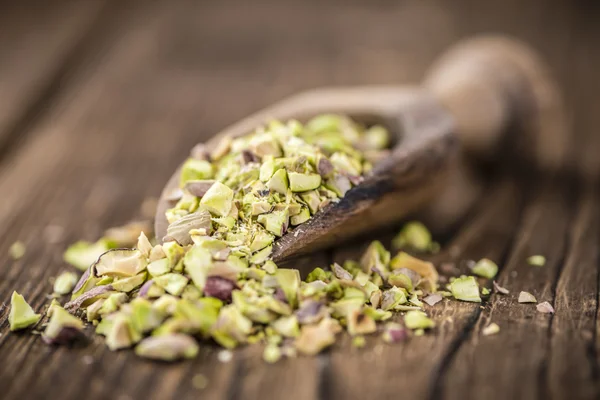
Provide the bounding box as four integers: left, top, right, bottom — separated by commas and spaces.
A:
471, 258, 498, 279
250, 230, 274, 252
271, 316, 300, 338
64, 239, 111, 271
257, 210, 289, 237
179, 158, 214, 186
404, 310, 435, 330
94, 249, 147, 277
53, 272, 79, 295
153, 273, 189, 296
42, 305, 85, 344
249, 133, 282, 158
263, 343, 282, 363
288, 172, 321, 192
527, 255, 546, 267
347, 309, 377, 336
290, 208, 310, 226
275, 269, 300, 308
300, 190, 321, 214
147, 258, 171, 277
450, 276, 481, 303
259, 157, 276, 182
111, 272, 147, 293
184, 246, 213, 290
518, 291, 537, 303
106, 313, 140, 350
9, 241, 26, 260
392, 221, 433, 252
200, 182, 234, 217
267, 169, 289, 195
9, 291, 41, 331
249, 245, 273, 265
295, 318, 340, 356
135, 333, 199, 361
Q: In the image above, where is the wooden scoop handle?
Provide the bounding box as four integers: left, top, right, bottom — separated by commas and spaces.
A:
425, 35, 567, 170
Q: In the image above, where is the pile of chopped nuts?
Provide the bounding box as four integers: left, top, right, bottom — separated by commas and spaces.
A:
6, 114, 550, 363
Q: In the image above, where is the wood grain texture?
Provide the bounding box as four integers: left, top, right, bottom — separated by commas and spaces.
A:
0, 1, 598, 399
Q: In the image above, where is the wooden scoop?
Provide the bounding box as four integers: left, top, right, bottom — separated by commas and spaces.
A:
155, 36, 565, 263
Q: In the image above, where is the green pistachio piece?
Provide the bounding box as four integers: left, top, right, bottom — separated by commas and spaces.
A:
232, 291, 276, 324
147, 258, 171, 277
111, 272, 147, 292
300, 190, 321, 214
259, 157, 277, 181
267, 169, 289, 195
347, 309, 377, 336
450, 276, 481, 303
200, 182, 234, 217
330, 298, 364, 319
360, 240, 390, 274
295, 318, 340, 355
53, 272, 79, 295
86, 298, 105, 322
94, 249, 147, 277
290, 207, 311, 226
305, 114, 342, 134
250, 230, 274, 252
288, 172, 321, 192
9, 291, 41, 331
184, 246, 214, 290
518, 291, 537, 303
272, 315, 300, 338
162, 241, 185, 269
306, 267, 331, 283
42, 305, 85, 344
211, 304, 253, 349
64, 239, 112, 271
174, 298, 221, 336
404, 310, 435, 330
363, 125, 390, 150
153, 273, 189, 296
263, 343, 282, 363
527, 255, 546, 267
179, 158, 214, 186
380, 287, 408, 311
330, 152, 362, 176
249, 133, 282, 158
99, 293, 128, 315
106, 313, 140, 350
275, 269, 300, 308
325, 174, 351, 197
471, 258, 498, 279
252, 201, 272, 215
137, 232, 153, 257
135, 333, 199, 361
482, 322, 500, 336
9, 241, 26, 260
249, 245, 273, 265
257, 210, 289, 237
262, 260, 278, 274
390, 252, 438, 292
387, 272, 413, 291
392, 221, 433, 252
363, 306, 392, 321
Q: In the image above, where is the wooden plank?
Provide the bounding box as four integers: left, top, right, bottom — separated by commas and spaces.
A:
324, 179, 523, 400
437, 181, 580, 400
550, 188, 599, 400
0, 0, 107, 154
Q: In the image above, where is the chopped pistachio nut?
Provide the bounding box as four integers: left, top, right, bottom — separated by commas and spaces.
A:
53, 271, 79, 295
263, 343, 282, 363
450, 276, 481, 303
135, 333, 199, 361
482, 322, 500, 336
518, 291, 537, 303
392, 221, 435, 252
64, 239, 113, 271
471, 258, 498, 279
9, 291, 41, 331
404, 310, 435, 330
527, 255, 546, 267
536, 301, 554, 314
9, 241, 26, 260
42, 305, 85, 345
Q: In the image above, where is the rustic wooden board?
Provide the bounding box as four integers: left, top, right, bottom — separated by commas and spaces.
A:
0, 0, 108, 155
0, 1, 598, 400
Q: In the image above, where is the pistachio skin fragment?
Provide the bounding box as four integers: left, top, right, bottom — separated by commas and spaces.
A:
9, 291, 41, 331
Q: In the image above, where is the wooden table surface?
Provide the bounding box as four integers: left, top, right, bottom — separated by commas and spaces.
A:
0, 1, 599, 399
